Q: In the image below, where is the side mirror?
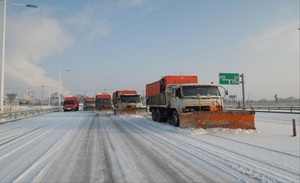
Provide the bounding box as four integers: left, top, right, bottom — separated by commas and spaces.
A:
225, 90, 228, 95
218, 85, 228, 99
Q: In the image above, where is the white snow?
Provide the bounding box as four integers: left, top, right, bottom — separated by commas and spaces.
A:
0, 110, 299, 182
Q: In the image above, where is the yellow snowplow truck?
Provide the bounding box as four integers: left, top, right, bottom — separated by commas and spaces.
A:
146, 75, 255, 129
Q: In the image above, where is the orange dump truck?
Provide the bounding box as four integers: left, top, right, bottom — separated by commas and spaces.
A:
63, 96, 80, 111
146, 75, 255, 129
83, 97, 95, 111
95, 93, 112, 110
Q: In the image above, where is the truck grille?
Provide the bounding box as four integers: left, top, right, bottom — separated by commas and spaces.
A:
185, 106, 210, 112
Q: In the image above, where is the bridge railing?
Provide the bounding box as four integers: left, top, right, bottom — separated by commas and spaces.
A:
0, 107, 61, 122
224, 105, 300, 113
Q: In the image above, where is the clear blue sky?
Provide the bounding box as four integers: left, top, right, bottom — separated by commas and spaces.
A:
3, 0, 299, 101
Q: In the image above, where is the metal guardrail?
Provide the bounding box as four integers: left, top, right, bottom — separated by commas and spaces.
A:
0, 107, 61, 122
253, 106, 300, 113
224, 105, 300, 113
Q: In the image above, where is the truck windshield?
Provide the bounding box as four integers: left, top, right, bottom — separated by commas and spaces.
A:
96, 99, 110, 104
63, 100, 75, 105
120, 95, 141, 102
182, 85, 220, 97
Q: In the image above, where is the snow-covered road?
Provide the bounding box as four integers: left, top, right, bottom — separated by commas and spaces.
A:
0, 111, 299, 182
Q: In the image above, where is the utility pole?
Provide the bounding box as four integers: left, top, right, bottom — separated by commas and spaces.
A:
41, 85, 45, 106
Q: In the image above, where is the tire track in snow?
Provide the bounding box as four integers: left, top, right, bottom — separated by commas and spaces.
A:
37, 112, 114, 182
207, 133, 300, 158
13, 128, 73, 182
109, 114, 234, 183
122, 115, 299, 183
0, 125, 69, 182
108, 114, 191, 183
0, 112, 85, 182
0, 116, 57, 143
95, 113, 114, 183
0, 124, 51, 162
0, 124, 51, 147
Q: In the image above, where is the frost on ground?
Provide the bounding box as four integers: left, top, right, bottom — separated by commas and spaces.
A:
0, 111, 299, 182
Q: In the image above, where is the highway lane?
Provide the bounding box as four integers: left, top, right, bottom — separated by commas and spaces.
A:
0, 111, 232, 183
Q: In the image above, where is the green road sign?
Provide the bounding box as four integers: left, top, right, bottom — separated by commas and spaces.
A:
219, 73, 240, 85
229, 95, 237, 99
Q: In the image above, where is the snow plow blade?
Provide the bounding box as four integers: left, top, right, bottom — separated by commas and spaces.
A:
114, 107, 147, 115
96, 108, 114, 112
179, 110, 255, 129
97, 107, 114, 111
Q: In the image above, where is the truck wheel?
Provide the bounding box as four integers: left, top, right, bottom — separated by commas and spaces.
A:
172, 111, 179, 127
156, 110, 162, 122
151, 109, 157, 121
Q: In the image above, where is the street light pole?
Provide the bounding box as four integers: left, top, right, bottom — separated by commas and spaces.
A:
0, 0, 37, 113
0, 0, 7, 113
58, 68, 71, 107
48, 80, 51, 106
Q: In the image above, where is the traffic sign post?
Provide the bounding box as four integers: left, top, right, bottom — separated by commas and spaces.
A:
219, 73, 246, 110
229, 95, 237, 99
6, 93, 17, 113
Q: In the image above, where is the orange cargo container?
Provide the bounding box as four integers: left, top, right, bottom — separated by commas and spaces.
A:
114, 90, 137, 95
113, 90, 137, 102
146, 75, 198, 97
84, 97, 95, 101
96, 93, 111, 99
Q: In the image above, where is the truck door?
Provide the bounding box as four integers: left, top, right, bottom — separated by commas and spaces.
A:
170, 88, 184, 112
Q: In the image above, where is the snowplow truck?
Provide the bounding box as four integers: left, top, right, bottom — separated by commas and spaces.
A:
113, 90, 143, 115
95, 93, 113, 111
63, 97, 80, 111
146, 75, 255, 129
83, 97, 95, 111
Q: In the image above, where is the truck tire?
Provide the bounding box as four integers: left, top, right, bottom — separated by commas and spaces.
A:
156, 110, 162, 122
172, 111, 179, 127
151, 109, 157, 121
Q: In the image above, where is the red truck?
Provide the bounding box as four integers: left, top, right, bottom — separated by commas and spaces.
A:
63, 97, 80, 111
95, 93, 112, 110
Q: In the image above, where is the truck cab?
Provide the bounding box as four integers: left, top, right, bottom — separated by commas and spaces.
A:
116, 94, 142, 108
168, 84, 224, 114
83, 97, 95, 111
63, 97, 80, 111
95, 93, 112, 110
